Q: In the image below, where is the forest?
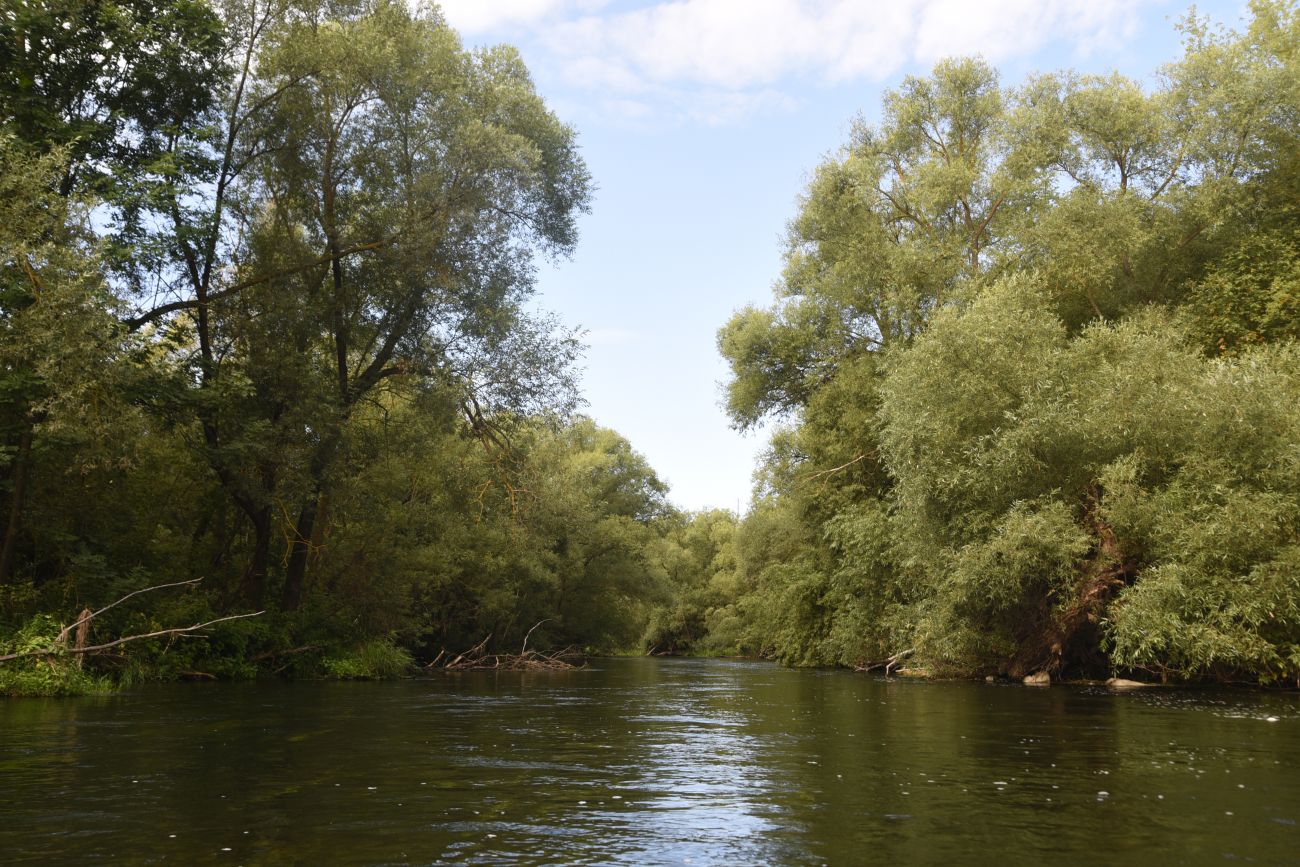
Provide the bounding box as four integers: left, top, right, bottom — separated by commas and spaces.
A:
2, 0, 1298, 695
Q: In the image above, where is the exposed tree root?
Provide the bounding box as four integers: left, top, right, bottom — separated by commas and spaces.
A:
1007, 493, 1137, 679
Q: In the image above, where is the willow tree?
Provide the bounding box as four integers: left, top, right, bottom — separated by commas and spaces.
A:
713, 0, 1300, 679
0, 0, 225, 203
0, 144, 119, 585
719, 57, 1047, 431
128, 0, 590, 607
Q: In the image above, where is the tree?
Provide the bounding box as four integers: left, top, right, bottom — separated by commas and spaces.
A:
0, 141, 128, 586
128, 0, 590, 607
0, 0, 226, 250
0, 0, 225, 589
709, 0, 1300, 682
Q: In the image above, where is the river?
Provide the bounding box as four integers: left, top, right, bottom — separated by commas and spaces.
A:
1, 658, 1297, 864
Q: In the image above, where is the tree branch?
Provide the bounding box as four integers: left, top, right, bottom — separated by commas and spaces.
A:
124, 235, 399, 330
2, 611, 264, 663
54, 579, 203, 645
521, 619, 551, 655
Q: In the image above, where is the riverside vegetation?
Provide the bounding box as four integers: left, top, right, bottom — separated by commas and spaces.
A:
2, 0, 1298, 695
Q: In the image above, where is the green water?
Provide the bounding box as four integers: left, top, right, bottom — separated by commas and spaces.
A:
1, 658, 1297, 865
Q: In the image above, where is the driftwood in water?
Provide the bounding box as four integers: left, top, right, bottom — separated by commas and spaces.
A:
427, 630, 585, 672
856, 648, 915, 677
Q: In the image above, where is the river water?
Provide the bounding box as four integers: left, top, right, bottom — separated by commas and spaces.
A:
1, 658, 1297, 865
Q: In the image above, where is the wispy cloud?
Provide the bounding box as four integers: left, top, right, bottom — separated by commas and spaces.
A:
910, 0, 1141, 63
435, 0, 609, 34
439, 0, 1145, 123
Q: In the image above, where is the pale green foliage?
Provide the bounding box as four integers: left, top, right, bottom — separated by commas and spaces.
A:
815, 501, 902, 666
1099, 343, 1300, 680
0, 0, 652, 688
0, 142, 128, 442
294, 403, 672, 656
1109, 551, 1300, 682
878, 280, 1300, 677
0, 615, 112, 696
920, 501, 1091, 666
703, 2, 1300, 682
521, 419, 671, 649
720, 57, 1040, 428
642, 509, 740, 655
323, 638, 414, 680
1185, 225, 1300, 352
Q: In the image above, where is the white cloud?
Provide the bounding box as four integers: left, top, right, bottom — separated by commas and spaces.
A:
546, 0, 1140, 88
445, 0, 1145, 123
912, 0, 1140, 63
436, 0, 608, 34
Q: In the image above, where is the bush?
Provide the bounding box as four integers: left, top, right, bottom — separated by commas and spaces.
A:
322, 638, 414, 680
0, 615, 112, 697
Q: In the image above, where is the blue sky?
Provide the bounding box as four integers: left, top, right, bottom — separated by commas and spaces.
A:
439, 0, 1248, 513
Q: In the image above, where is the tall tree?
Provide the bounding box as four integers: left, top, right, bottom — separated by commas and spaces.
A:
130, 0, 590, 607
706, 0, 1300, 682
0, 0, 226, 587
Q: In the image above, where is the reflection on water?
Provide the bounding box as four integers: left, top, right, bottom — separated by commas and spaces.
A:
1, 658, 1298, 865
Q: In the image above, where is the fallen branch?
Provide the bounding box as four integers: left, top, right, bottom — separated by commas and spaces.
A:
55, 579, 203, 645
248, 645, 321, 664
430, 635, 584, 672
445, 633, 492, 669
521, 619, 552, 655
856, 648, 915, 677
0, 611, 265, 663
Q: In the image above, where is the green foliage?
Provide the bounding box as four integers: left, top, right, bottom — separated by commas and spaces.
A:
0, 0, 667, 691
0, 615, 111, 696
1182, 158, 1300, 353
0, 662, 110, 698
641, 509, 740, 655
0, 0, 226, 190
702, 1, 1300, 684
323, 638, 414, 680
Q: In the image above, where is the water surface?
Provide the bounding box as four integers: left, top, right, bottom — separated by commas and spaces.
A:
2, 658, 1298, 864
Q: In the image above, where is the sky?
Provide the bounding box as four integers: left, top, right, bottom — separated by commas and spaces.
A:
437, 0, 1249, 513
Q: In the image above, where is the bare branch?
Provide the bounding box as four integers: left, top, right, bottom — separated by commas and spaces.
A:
797, 452, 875, 486
124, 235, 399, 330
2, 611, 265, 663
55, 579, 203, 645
521, 619, 552, 655
856, 648, 915, 677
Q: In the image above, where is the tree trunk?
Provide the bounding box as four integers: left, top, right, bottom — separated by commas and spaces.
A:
283, 432, 338, 612
0, 422, 34, 585
281, 496, 319, 612
240, 506, 272, 607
